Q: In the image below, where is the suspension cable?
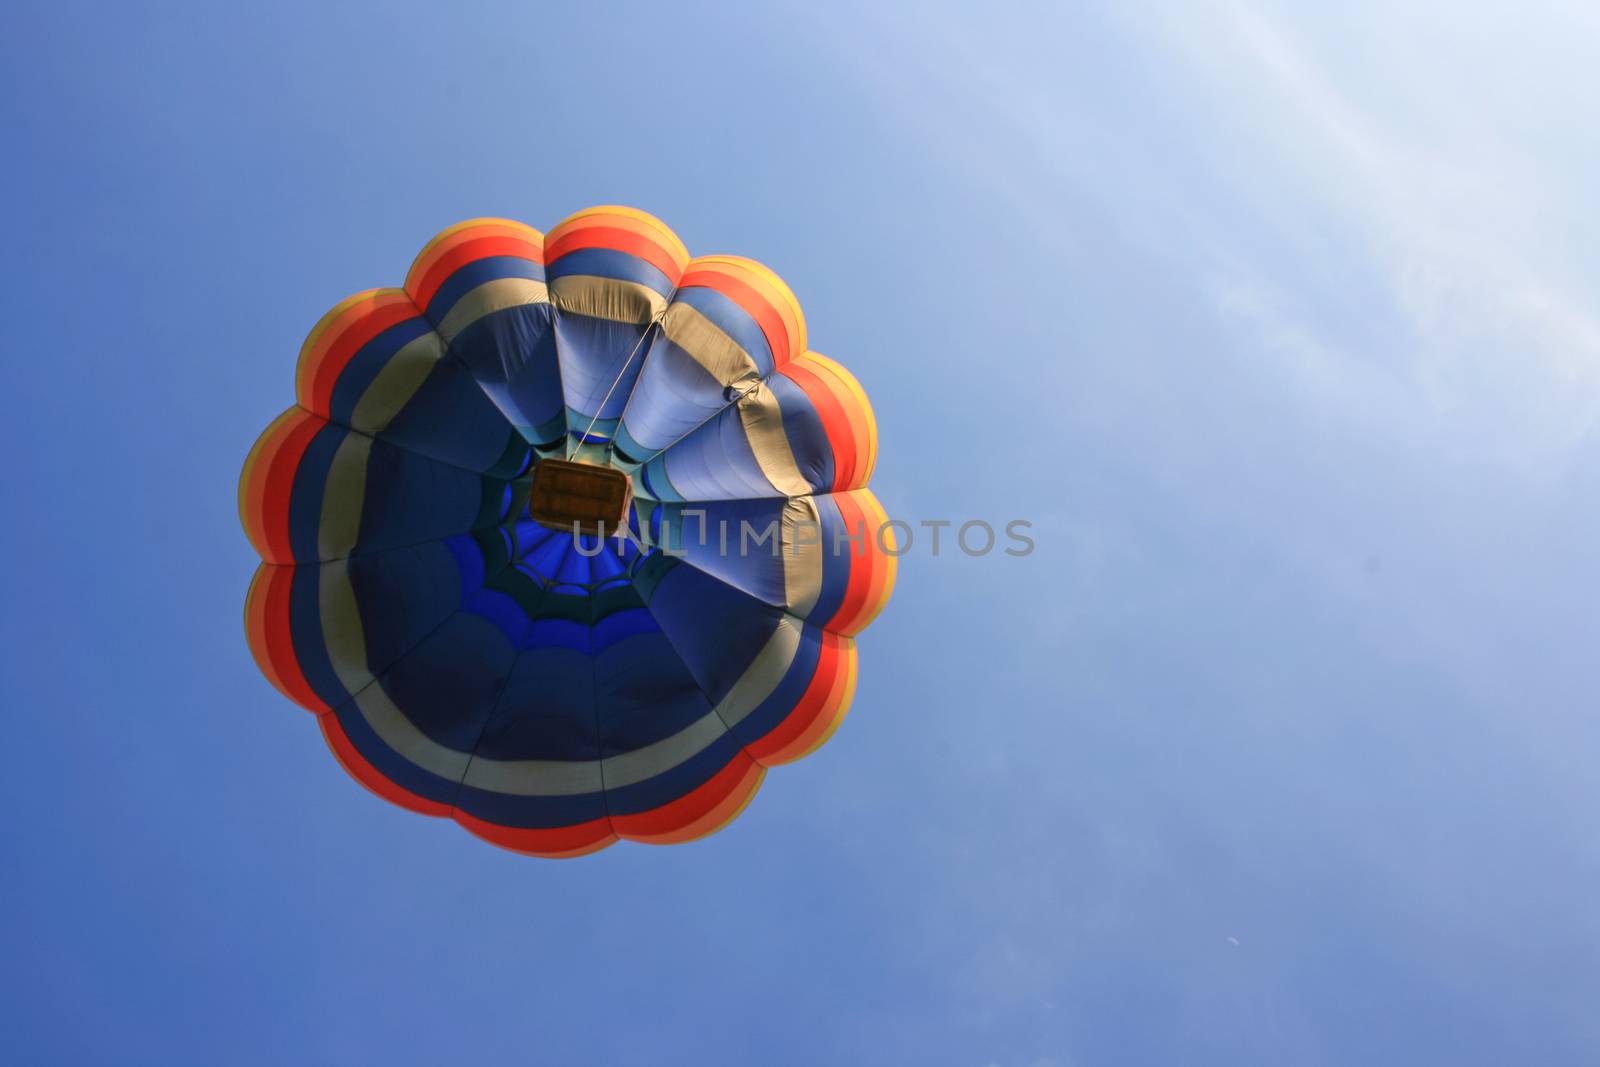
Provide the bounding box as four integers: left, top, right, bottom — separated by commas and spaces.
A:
570, 316, 660, 459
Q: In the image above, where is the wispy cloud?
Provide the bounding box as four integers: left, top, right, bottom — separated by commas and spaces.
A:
1143, 1, 1600, 469
817, 2, 1600, 472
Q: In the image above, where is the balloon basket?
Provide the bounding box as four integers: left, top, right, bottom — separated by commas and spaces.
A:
526, 458, 633, 536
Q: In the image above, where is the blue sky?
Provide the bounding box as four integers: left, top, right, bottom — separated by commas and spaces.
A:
5, 2, 1600, 1063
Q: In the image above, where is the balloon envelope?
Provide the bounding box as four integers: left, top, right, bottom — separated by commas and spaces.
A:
239, 208, 895, 856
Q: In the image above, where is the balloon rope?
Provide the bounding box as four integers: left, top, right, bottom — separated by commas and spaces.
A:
570, 317, 659, 459
634, 380, 763, 467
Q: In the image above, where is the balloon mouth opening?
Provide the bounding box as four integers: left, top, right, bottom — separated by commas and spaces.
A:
526, 457, 633, 536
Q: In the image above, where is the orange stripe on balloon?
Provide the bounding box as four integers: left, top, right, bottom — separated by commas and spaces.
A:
404, 234, 545, 313
240, 407, 325, 564
263, 571, 316, 711
409, 217, 541, 268
299, 292, 420, 415
244, 563, 296, 707
453, 810, 617, 859
257, 565, 323, 711
802, 353, 876, 489
848, 490, 897, 633
775, 637, 858, 764
258, 409, 326, 564
544, 213, 686, 272
317, 712, 453, 817
688, 256, 806, 360
242, 564, 286, 698
829, 489, 895, 636
778, 359, 858, 492
544, 225, 684, 284
677, 758, 765, 842
809, 360, 867, 490
239, 407, 300, 555
817, 355, 879, 484
293, 290, 386, 404
405, 218, 545, 297
679, 266, 796, 370
838, 489, 889, 633
546, 206, 688, 274
240, 417, 292, 559
745, 631, 849, 766
239, 410, 296, 553
246, 562, 329, 713
611, 752, 766, 844
789, 643, 859, 761
826, 491, 878, 636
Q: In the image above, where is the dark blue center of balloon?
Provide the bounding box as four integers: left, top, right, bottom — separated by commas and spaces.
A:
515, 520, 636, 597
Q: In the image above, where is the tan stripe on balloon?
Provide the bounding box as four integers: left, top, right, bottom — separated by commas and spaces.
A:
737, 384, 811, 497
349, 331, 446, 434
462, 739, 608, 795
436, 278, 550, 345
781, 497, 822, 618
711, 615, 802, 730
345, 616, 803, 797
318, 432, 372, 560
549, 275, 666, 325
318, 561, 373, 696
659, 300, 759, 385
353, 682, 473, 783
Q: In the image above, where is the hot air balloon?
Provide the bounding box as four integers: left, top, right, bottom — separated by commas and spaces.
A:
238, 207, 895, 856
